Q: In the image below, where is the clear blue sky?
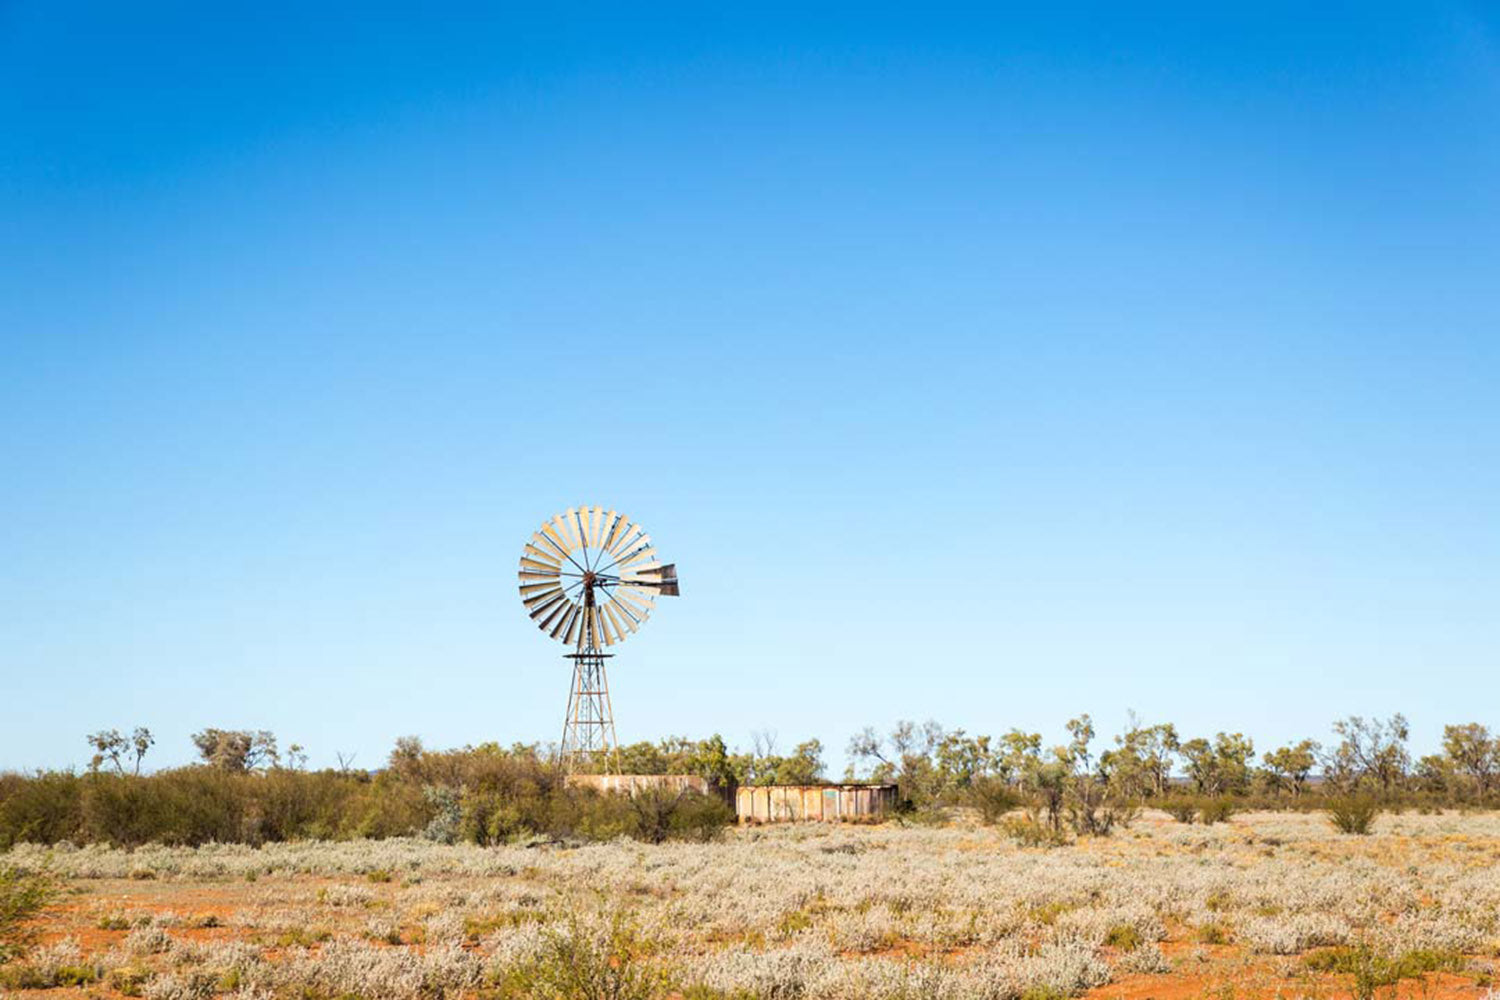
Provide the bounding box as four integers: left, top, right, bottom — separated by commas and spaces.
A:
2, 3, 1497, 774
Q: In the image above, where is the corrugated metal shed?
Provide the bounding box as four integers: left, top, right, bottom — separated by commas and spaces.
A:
735, 784, 898, 823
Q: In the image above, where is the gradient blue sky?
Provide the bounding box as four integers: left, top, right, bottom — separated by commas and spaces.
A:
3, 3, 1498, 774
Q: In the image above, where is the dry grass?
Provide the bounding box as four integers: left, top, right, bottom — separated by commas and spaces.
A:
3, 810, 1499, 999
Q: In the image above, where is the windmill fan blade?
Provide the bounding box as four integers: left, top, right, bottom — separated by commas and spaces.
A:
617, 547, 657, 569
602, 600, 634, 636
603, 593, 641, 626
599, 510, 621, 551
529, 593, 569, 619
539, 600, 571, 632
618, 535, 652, 558
539, 524, 571, 559
520, 558, 561, 574
519, 581, 558, 595
523, 544, 562, 567
519, 570, 562, 581
614, 588, 655, 615
557, 511, 580, 551
609, 525, 645, 556
552, 605, 577, 641
523, 586, 563, 607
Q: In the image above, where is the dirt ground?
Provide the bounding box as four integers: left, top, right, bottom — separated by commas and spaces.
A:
4, 811, 1499, 999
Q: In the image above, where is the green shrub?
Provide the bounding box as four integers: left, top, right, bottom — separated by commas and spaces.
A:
1104, 923, 1143, 950
555, 788, 637, 843
629, 787, 690, 845
1305, 944, 1465, 999
0, 864, 58, 960
1196, 922, 1229, 945
626, 788, 734, 844
0, 772, 84, 849
1000, 813, 1070, 848
1162, 797, 1197, 823
901, 806, 951, 827
1197, 797, 1236, 825
666, 790, 734, 843
969, 777, 1021, 825
496, 916, 666, 1000
0, 956, 101, 990
108, 966, 151, 996
1327, 796, 1378, 835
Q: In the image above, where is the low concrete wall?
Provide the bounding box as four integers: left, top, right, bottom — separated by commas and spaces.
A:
735, 784, 898, 823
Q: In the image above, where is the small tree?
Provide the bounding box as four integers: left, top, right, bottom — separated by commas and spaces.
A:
846, 726, 893, 783
997, 729, 1044, 784
1181, 732, 1255, 796
1324, 715, 1410, 795
1102, 715, 1179, 799
685, 734, 736, 787
1442, 723, 1498, 798
1054, 715, 1137, 837
772, 739, 825, 785
191, 728, 279, 772
1260, 739, 1319, 797
846, 720, 949, 806
86, 727, 153, 776
1414, 754, 1453, 795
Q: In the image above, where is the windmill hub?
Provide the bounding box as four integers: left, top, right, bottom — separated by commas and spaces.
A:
517, 507, 679, 772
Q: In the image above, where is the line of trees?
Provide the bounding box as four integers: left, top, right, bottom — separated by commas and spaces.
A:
842, 713, 1500, 803
0, 732, 733, 850
835, 713, 1500, 837
2, 714, 1497, 848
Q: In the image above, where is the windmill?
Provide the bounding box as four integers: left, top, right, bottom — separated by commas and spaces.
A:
518, 507, 679, 772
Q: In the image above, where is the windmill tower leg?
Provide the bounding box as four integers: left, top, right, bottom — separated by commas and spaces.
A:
560, 650, 617, 773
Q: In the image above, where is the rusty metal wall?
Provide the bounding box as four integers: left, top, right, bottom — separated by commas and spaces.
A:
734, 784, 897, 823
565, 774, 712, 796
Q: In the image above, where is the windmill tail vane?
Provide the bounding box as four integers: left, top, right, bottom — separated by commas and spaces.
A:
518, 507, 679, 772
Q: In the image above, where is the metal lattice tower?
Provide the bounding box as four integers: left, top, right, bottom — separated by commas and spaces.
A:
561, 650, 616, 769
517, 507, 679, 773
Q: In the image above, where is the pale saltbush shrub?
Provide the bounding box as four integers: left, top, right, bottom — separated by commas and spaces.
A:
1240, 913, 1351, 954
319, 883, 375, 907
1380, 913, 1487, 954
1053, 904, 1165, 947
1117, 943, 1172, 974
482, 921, 551, 975
841, 959, 962, 1000
127, 925, 173, 956
423, 909, 467, 944
959, 941, 1112, 999
144, 971, 217, 1000
9, 939, 99, 987
686, 938, 843, 1000
827, 904, 900, 952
